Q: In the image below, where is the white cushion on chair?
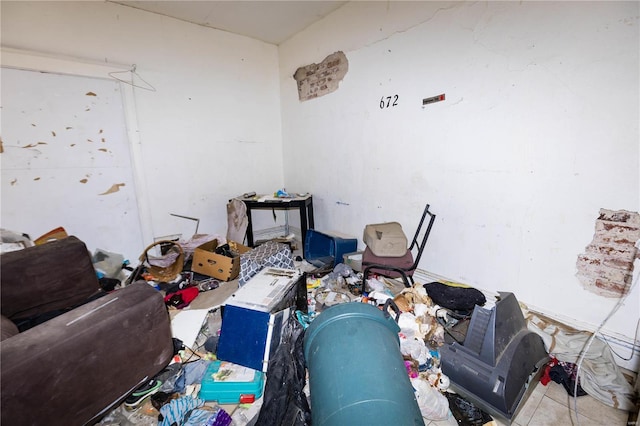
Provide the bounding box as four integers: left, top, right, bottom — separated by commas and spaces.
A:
363, 222, 408, 257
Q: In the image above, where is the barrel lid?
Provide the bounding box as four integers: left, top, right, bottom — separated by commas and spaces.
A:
304, 302, 400, 359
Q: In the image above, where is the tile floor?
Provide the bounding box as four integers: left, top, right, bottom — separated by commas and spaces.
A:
428, 380, 631, 426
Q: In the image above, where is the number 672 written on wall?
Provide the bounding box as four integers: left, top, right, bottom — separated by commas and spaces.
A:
379, 95, 399, 109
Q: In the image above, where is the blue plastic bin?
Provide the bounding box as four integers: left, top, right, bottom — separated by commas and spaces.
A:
304, 230, 357, 267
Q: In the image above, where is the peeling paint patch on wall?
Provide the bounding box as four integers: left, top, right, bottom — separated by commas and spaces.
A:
576, 209, 640, 297
293, 51, 348, 101
99, 183, 125, 195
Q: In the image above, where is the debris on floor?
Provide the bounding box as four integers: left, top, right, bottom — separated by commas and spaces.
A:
2, 225, 549, 426
527, 311, 636, 410
540, 356, 588, 397
445, 393, 495, 426
5, 191, 638, 426
301, 260, 460, 423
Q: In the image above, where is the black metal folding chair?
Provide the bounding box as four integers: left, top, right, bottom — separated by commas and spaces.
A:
362, 204, 436, 290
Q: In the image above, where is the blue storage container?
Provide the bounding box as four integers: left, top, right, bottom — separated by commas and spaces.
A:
216, 305, 291, 372
304, 230, 357, 267
199, 360, 264, 404
216, 268, 305, 372
303, 302, 425, 426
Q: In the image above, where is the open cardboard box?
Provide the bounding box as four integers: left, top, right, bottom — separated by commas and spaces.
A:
192, 240, 251, 281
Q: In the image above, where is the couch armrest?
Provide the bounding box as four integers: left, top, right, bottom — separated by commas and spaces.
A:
0, 315, 19, 341
1, 282, 174, 425
0, 236, 101, 320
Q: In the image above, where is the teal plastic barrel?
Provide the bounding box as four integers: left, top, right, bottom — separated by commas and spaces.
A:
304, 302, 425, 426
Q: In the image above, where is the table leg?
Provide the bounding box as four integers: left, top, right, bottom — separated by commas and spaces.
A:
245, 207, 254, 247
307, 198, 315, 229
299, 204, 308, 257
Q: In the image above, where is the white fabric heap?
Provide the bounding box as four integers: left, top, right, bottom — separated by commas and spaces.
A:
527, 313, 635, 411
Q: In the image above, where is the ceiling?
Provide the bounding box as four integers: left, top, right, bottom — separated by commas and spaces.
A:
109, 1, 347, 45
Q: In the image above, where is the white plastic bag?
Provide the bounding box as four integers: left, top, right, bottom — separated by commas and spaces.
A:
411, 378, 450, 421
399, 336, 431, 365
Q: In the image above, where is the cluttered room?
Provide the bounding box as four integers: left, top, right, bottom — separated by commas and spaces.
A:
1, 1, 638, 425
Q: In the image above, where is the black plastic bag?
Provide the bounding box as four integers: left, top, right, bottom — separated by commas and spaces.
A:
445, 393, 493, 426
424, 281, 486, 315
256, 314, 311, 426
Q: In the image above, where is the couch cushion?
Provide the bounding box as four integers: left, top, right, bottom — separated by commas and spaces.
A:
0, 315, 18, 341
0, 236, 100, 320
1, 282, 174, 425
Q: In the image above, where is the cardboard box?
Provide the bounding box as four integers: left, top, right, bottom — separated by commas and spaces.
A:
191, 240, 250, 281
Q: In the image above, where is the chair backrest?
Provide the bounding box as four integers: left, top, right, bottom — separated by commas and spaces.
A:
407, 204, 436, 269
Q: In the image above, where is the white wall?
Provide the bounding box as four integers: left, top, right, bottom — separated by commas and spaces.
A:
1, 66, 146, 262
279, 1, 639, 346
2, 1, 638, 356
1, 1, 284, 260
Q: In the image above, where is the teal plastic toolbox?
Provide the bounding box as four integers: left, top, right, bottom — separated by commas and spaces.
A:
199, 360, 265, 404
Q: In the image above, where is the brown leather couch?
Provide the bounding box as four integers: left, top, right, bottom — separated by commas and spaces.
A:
0, 236, 174, 425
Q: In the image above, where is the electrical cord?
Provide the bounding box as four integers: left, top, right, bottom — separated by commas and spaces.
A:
599, 317, 639, 361
573, 267, 639, 426
181, 344, 203, 364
